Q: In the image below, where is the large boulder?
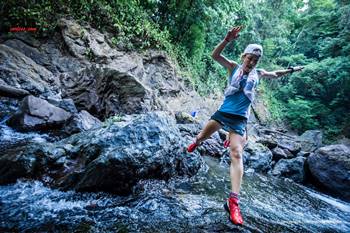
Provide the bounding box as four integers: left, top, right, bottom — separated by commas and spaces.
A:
307, 144, 350, 201
1, 112, 204, 194
271, 156, 306, 183
7, 95, 71, 131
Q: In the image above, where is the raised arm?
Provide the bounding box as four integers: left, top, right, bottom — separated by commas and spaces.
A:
211, 26, 242, 74
260, 66, 304, 78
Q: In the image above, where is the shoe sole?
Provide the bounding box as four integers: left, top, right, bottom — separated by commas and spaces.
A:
224, 202, 243, 226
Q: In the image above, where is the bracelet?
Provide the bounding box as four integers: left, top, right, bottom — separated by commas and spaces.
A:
288, 66, 294, 73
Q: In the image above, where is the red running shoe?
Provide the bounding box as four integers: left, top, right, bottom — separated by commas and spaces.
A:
187, 142, 198, 153
223, 139, 230, 148
224, 197, 244, 225
187, 138, 201, 153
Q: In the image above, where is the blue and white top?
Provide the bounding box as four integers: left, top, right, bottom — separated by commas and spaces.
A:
219, 65, 262, 119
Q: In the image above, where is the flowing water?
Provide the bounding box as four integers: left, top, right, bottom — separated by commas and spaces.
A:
0, 156, 349, 232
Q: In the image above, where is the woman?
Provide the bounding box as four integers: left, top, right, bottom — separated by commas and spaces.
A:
187, 26, 304, 225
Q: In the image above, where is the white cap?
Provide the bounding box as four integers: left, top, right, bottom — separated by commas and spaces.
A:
243, 44, 263, 57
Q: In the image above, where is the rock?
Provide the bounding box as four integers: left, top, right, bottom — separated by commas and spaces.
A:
3, 34, 86, 75
64, 110, 102, 135
0, 144, 44, 184
251, 95, 271, 125
298, 130, 323, 152
7, 95, 71, 131
271, 147, 295, 161
307, 144, 350, 201
4, 39, 51, 68
58, 18, 120, 62
175, 111, 196, 124
271, 156, 306, 183
276, 137, 301, 155
142, 50, 184, 97
60, 66, 162, 119
37, 112, 203, 195
257, 137, 278, 149
218, 129, 227, 141
46, 97, 78, 114
0, 44, 59, 97
296, 151, 310, 157
0, 84, 30, 99
58, 19, 88, 59
243, 141, 273, 173
198, 138, 223, 158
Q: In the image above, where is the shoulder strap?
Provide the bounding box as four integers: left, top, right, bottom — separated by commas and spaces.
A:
228, 65, 240, 85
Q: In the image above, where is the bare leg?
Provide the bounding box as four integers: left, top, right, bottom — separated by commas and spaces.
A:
229, 131, 247, 194
196, 120, 222, 144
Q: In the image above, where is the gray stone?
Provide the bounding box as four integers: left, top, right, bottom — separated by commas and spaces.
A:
272, 147, 295, 161
64, 110, 102, 135
243, 141, 273, 173
298, 130, 323, 152
7, 95, 71, 131
175, 111, 196, 124
271, 156, 306, 183
60, 66, 162, 119
0, 44, 59, 97
307, 144, 350, 201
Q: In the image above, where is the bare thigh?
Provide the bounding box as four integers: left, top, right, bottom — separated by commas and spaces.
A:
197, 120, 222, 141
229, 131, 246, 150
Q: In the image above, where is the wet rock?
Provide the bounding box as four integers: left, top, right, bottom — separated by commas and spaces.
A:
7, 95, 71, 132
49, 112, 204, 195
0, 144, 45, 184
271, 156, 306, 183
243, 141, 273, 173
63, 110, 102, 135
307, 144, 350, 201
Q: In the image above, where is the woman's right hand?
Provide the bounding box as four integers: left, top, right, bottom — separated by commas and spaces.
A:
224, 26, 243, 42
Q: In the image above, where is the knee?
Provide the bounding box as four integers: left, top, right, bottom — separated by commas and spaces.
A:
230, 146, 243, 160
